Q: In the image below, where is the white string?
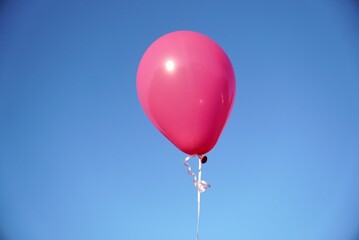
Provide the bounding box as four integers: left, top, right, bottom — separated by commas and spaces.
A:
197, 158, 201, 240
184, 155, 211, 240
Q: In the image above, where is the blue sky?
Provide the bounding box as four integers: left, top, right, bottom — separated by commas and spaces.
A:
0, 1, 359, 240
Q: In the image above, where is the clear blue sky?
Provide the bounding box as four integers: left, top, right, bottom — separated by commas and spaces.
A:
1, 1, 359, 240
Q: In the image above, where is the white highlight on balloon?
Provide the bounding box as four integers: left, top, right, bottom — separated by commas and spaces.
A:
165, 60, 175, 71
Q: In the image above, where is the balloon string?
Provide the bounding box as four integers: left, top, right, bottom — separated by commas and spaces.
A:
184, 155, 211, 240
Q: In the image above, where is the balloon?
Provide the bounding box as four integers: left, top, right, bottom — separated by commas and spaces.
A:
137, 30, 236, 155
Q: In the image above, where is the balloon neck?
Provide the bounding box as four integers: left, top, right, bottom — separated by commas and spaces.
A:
199, 155, 207, 164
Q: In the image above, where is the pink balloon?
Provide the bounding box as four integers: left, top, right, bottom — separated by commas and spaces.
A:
137, 30, 236, 155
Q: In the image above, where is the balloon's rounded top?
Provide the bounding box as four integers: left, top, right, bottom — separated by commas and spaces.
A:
137, 30, 236, 155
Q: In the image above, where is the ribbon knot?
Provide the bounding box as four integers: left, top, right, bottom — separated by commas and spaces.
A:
195, 179, 210, 193
184, 155, 211, 192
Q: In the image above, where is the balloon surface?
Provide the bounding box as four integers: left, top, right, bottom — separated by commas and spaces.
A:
137, 30, 236, 155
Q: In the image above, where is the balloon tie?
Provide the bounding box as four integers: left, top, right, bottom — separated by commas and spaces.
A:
184, 155, 211, 240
